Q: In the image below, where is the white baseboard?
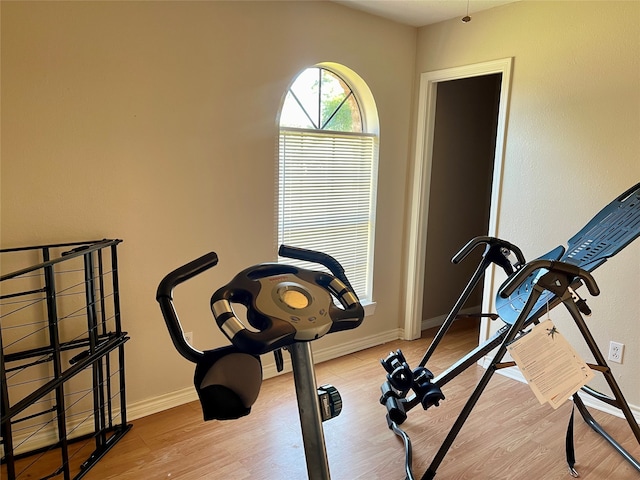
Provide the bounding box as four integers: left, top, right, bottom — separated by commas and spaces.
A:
126, 327, 403, 421
2, 329, 402, 459
7, 331, 636, 459
127, 385, 200, 421
421, 305, 482, 330
260, 327, 402, 379
129, 335, 638, 426
1, 387, 201, 458
481, 356, 640, 422
1, 411, 126, 458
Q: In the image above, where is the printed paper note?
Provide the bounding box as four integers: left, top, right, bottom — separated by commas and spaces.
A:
507, 319, 594, 409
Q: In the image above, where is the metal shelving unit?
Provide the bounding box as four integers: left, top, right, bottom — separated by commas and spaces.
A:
1, 239, 131, 479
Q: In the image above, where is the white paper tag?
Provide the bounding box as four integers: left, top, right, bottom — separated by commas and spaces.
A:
507, 319, 595, 409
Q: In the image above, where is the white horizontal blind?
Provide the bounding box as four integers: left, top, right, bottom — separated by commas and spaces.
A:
278, 128, 378, 302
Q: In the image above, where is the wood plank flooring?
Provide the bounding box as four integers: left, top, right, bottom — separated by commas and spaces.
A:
5, 320, 639, 479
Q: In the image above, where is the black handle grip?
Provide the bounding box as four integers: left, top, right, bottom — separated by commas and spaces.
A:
452, 236, 526, 276
156, 252, 219, 363
452, 236, 525, 265
498, 259, 600, 299
157, 252, 219, 298
452, 236, 490, 264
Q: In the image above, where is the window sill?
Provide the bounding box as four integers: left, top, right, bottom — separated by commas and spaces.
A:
362, 301, 376, 317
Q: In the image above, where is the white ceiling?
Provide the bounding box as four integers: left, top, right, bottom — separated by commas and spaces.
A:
332, 0, 519, 27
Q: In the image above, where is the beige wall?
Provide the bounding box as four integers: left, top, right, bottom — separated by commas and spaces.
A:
416, 1, 639, 406
1, 1, 416, 411
2, 0, 638, 416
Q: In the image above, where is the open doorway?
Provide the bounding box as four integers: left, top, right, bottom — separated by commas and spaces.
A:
421, 73, 501, 331
403, 58, 513, 342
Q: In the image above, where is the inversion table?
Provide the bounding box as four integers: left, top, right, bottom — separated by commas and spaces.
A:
380, 182, 640, 479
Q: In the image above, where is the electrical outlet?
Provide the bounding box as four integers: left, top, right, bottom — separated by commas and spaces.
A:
608, 341, 624, 364
185, 331, 193, 345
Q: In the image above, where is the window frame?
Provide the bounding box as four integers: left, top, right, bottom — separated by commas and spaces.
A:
276, 64, 379, 308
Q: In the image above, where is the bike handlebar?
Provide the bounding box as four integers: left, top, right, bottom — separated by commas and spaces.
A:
156, 252, 219, 363
279, 244, 356, 296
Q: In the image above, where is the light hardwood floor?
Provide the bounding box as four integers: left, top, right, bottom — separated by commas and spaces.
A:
6, 320, 640, 479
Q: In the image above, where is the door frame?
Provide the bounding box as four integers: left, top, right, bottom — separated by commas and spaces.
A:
402, 58, 513, 341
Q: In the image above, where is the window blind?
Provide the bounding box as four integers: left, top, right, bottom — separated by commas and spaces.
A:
278, 128, 378, 302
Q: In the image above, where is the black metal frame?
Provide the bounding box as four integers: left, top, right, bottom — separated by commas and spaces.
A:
382, 245, 640, 479
1, 239, 131, 480
381, 182, 640, 479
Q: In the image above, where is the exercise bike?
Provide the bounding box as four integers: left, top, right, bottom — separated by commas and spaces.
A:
156, 245, 364, 480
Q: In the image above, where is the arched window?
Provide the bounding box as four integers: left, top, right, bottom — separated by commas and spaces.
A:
277, 64, 379, 304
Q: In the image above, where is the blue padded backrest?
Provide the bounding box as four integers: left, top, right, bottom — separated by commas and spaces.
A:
495, 246, 564, 325
561, 182, 640, 271
496, 182, 640, 325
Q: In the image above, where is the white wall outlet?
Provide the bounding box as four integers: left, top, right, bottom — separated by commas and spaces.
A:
184, 331, 193, 345
608, 341, 624, 364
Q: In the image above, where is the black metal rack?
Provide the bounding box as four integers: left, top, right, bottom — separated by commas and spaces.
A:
1, 239, 131, 480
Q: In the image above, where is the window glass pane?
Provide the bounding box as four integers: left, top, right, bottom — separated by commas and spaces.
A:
323, 93, 362, 132
320, 70, 347, 128
288, 68, 321, 129
281, 93, 315, 129
281, 67, 363, 133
